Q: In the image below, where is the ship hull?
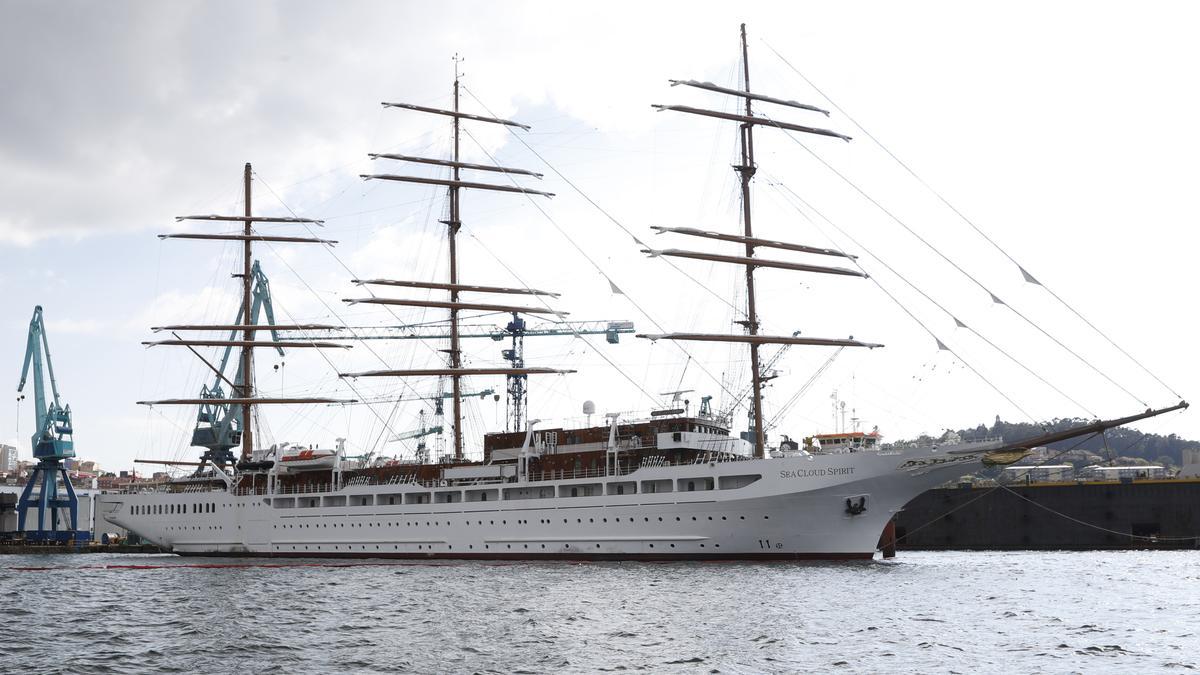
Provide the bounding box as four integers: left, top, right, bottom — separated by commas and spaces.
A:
101, 442, 998, 561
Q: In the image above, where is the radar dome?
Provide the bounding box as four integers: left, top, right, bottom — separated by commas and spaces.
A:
582, 400, 596, 415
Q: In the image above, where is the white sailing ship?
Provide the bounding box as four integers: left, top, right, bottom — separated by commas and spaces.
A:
103, 26, 1183, 560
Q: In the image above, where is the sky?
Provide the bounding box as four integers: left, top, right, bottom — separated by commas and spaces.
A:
1, 1, 1197, 473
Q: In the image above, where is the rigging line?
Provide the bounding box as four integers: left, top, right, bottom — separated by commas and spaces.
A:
253, 171, 453, 366
762, 183, 1037, 423
761, 39, 1182, 402
254, 171, 479, 455
896, 432, 1099, 544
255, 169, 465, 455
460, 85, 742, 316
757, 111, 1148, 409
461, 228, 661, 407
765, 347, 843, 432
455, 126, 741, 405
251, 231, 413, 455
998, 484, 1200, 542
767, 177, 1095, 418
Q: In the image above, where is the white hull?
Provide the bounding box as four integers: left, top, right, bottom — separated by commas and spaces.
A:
102, 441, 998, 560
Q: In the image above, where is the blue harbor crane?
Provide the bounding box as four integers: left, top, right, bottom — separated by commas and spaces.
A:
188, 260, 284, 470
15, 305, 88, 542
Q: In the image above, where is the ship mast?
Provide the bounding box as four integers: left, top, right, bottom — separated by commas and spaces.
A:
139, 165, 355, 470
343, 57, 573, 461
241, 163, 255, 461
735, 24, 767, 458
640, 24, 879, 459
449, 57, 464, 460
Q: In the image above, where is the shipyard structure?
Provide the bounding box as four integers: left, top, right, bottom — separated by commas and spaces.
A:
896, 473, 1200, 550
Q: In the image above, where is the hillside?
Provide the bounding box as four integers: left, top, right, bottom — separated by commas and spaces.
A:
955, 416, 1197, 467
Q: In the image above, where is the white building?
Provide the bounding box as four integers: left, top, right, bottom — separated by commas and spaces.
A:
1003, 464, 1074, 483
1080, 465, 1169, 481
0, 444, 17, 473
1180, 448, 1200, 479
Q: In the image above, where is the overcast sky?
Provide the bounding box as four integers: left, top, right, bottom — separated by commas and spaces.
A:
1, 1, 1196, 472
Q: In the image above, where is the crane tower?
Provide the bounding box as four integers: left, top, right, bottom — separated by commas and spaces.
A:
15, 306, 88, 543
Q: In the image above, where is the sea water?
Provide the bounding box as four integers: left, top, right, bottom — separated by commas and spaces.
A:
1, 550, 1195, 673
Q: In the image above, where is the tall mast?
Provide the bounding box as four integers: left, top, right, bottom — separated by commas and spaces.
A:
351, 67, 566, 460
643, 25, 872, 455
735, 24, 766, 459
241, 162, 254, 461
449, 57, 464, 461
141, 170, 352, 456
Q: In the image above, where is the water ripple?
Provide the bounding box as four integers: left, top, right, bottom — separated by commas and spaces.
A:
0, 551, 1194, 673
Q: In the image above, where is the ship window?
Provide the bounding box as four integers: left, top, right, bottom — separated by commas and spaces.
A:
571, 488, 578, 497
687, 481, 695, 491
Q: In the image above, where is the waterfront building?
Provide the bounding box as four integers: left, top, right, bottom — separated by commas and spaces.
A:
1003, 464, 1075, 483
0, 444, 17, 473
1080, 465, 1169, 481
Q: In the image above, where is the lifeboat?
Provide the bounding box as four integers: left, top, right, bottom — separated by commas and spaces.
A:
277, 448, 338, 471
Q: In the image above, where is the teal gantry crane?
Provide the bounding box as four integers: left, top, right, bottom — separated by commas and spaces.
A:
186, 260, 284, 470
15, 305, 87, 542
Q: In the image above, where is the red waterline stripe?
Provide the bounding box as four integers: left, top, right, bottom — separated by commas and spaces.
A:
9, 560, 521, 572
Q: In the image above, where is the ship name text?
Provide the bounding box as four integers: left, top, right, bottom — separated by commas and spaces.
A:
779, 467, 855, 479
